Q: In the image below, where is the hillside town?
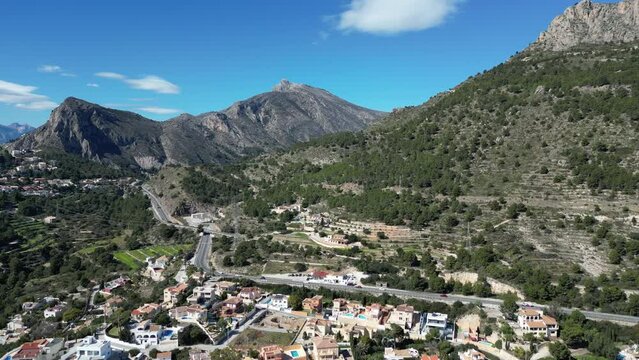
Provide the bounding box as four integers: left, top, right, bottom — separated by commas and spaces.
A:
3, 259, 596, 360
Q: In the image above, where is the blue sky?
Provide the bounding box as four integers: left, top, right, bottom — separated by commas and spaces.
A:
0, 0, 617, 126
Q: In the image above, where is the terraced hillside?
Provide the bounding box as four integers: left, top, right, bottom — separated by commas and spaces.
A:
153, 42, 639, 314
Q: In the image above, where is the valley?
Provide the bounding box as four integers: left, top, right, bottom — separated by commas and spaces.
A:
2, 1, 639, 360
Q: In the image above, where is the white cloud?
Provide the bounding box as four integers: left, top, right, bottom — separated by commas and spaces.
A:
38, 65, 76, 77
38, 65, 62, 73
0, 79, 57, 111
137, 106, 180, 115
337, 0, 458, 35
95, 72, 180, 94
86, 83, 100, 88
95, 72, 127, 79
15, 101, 58, 110
125, 76, 180, 94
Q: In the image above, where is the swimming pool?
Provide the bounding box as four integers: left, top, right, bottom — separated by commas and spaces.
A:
161, 330, 174, 339
290, 351, 299, 357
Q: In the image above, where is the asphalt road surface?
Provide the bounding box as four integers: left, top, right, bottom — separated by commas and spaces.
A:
220, 274, 639, 326
193, 233, 212, 273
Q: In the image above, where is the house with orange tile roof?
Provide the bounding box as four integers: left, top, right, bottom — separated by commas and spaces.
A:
238, 287, 263, 304
131, 303, 162, 321
311, 337, 339, 360
387, 304, 417, 330
259, 345, 283, 360
302, 295, 323, 313
517, 308, 558, 338
164, 283, 189, 306
421, 355, 439, 360
13, 338, 63, 360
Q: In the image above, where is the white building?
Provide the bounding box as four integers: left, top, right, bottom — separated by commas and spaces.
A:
187, 284, 216, 304
132, 321, 163, 346
76, 336, 112, 360
517, 308, 558, 338
269, 294, 289, 311
145, 256, 169, 282
420, 312, 454, 340
43, 305, 65, 319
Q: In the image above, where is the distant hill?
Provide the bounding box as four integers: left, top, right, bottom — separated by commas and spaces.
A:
0, 123, 34, 143
7, 80, 386, 169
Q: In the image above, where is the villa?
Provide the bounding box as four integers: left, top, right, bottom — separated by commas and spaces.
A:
76, 337, 111, 360
163, 283, 189, 306
238, 287, 263, 304
187, 284, 216, 304
259, 345, 283, 360
43, 305, 65, 319
303, 318, 333, 338
132, 320, 163, 346
269, 294, 289, 311
387, 304, 417, 330
13, 338, 63, 360
145, 256, 170, 282
517, 308, 559, 338
302, 295, 323, 313
311, 337, 339, 360
219, 297, 244, 318
282, 344, 307, 360
420, 312, 454, 340
131, 303, 162, 322
171, 305, 207, 323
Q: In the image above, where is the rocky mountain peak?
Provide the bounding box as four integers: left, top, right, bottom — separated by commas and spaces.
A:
533, 0, 639, 51
273, 79, 305, 92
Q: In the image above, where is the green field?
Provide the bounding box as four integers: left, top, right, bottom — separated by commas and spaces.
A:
11, 218, 56, 252
113, 244, 192, 269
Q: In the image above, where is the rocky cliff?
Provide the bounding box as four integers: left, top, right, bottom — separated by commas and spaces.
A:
533, 0, 639, 51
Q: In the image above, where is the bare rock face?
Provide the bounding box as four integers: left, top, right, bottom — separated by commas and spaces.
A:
533, 0, 639, 51
7, 81, 386, 169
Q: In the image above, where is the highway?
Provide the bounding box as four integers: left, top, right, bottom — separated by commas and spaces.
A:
220, 274, 639, 326
140, 184, 639, 326
193, 233, 212, 273
141, 184, 175, 225
142, 184, 240, 237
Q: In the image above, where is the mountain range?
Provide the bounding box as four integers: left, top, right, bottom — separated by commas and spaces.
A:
7, 80, 385, 169
150, 0, 639, 285
0, 123, 34, 144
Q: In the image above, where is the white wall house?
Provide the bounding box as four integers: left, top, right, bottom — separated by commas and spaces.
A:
270, 294, 289, 310
132, 321, 163, 346
76, 336, 112, 360
517, 308, 559, 338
